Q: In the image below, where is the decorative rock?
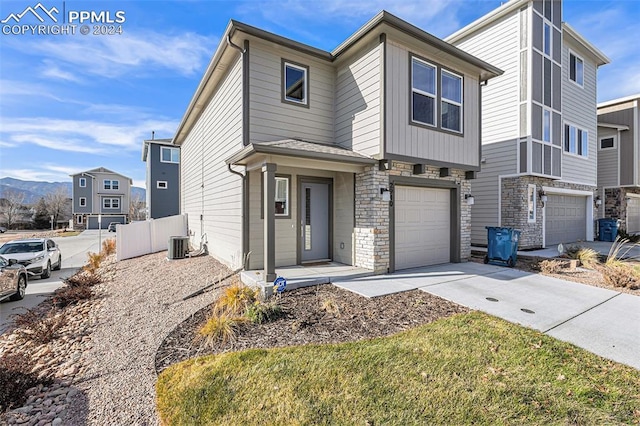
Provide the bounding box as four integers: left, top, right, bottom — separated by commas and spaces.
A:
52, 419, 62, 426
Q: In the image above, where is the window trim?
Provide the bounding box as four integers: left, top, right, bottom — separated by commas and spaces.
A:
569, 50, 584, 88
527, 184, 537, 223
160, 146, 180, 164
79, 197, 87, 207
102, 197, 120, 210
157, 180, 168, 189
599, 135, 616, 150
260, 174, 292, 219
440, 68, 464, 134
79, 177, 86, 187
281, 59, 309, 108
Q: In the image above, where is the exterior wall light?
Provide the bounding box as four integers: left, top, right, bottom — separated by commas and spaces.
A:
595, 196, 602, 207
465, 194, 475, 205
380, 188, 391, 202
539, 190, 548, 207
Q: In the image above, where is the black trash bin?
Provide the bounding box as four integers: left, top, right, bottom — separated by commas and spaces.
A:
484, 227, 521, 267
598, 218, 619, 242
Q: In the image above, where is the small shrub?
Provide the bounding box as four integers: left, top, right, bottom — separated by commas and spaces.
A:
605, 237, 636, 266
246, 301, 283, 324
102, 239, 116, 256
12, 308, 67, 344
539, 259, 563, 274
602, 263, 639, 289
214, 281, 259, 316
0, 352, 52, 412
197, 312, 246, 348
320, 298, 340, 316
64, 272, 101, 288
52, 285, 93, 308
84, 252, 103, 274
574, 247, 600, 268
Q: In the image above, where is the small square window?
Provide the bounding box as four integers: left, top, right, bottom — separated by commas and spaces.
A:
157, 181, 168, 189
161, 147, 180, 163
79, 197, 86, 207
600, 137, 615, 149
79, 177, 86, 187
283, 61, 308, 105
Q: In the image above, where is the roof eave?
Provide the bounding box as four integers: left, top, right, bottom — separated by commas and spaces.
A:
563, 23, 610, 66
597, 122, 630, 131
225, 144, 377, 166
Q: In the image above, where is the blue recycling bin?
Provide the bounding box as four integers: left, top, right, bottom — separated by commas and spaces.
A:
484, 227, 521, 267
598, 218, 619, 242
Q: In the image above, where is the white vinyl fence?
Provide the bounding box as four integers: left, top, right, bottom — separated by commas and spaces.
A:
116, 214, 189, 261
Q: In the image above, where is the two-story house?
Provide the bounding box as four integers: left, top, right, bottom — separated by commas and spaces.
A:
597, 94, 640, 235
142, 138, 180, 219
70, 167, 132, 229
172, 11, 502, 280
446, 0, 609, 249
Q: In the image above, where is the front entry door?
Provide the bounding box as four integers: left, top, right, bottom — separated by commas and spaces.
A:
300, 181, 330, 262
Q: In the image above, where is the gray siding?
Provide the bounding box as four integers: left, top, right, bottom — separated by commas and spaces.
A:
73, 175, 92, 213
149, 143, 180, 219
451, 8, 520, 144
385, 40, 480, 167
248, 38, 335, 144
470, 139, 518, 245
90, 171, 131, 214
600, 107, 636, 186
597, 127, 618, 188
335, 41, 381, 157
181, 56, 244, 267
561, 39, 598, 185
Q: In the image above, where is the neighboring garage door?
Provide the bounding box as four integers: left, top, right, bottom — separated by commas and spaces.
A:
627, 197, 640, 234
546, 194, 587, 245
394, 186, 450, 270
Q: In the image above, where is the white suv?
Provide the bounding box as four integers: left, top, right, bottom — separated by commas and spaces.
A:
0, 238, 62, 279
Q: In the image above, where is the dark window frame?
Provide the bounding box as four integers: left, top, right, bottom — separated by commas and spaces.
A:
281, 59, 309, 108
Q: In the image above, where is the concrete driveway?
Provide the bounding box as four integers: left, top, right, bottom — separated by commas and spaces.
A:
0, 230, 110, 334
335, 262, 640, 370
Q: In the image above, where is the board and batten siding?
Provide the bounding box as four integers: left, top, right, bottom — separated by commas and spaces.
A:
180, 56, 244, 268
470, 139, 518, 245
451, 8, 521, 144
385, 40, 480, 167
335, 42, 382, 157
248, 38, 335, 144
597, 127, 619, 188
560, 39, 598, 185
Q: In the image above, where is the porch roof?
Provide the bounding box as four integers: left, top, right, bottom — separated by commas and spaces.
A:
225, 139, 378, 167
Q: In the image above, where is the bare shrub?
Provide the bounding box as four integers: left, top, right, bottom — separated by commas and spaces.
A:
102, 239, 116, 256
12, 308, 67, 344
0, 352, 52, 412
601, 264, 639, 289
539, 259, 563, 274
84, 252, 103, 274
64, 272, 101, 288
52, 285, 93, 308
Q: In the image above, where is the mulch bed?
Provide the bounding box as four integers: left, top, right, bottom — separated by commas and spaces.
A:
155, 285, 468, 374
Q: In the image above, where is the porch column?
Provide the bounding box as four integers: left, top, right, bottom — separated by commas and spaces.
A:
262, 163, 276, 282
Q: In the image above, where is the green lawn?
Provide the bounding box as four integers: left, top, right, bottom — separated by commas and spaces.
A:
156, 312, 640, 425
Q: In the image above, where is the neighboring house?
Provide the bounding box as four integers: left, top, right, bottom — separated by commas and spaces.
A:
446, 0, 609, 248
171, 11, 502, 280
70, 168, 132, 229
597, 94, 640, 234
142, 138, 180, 219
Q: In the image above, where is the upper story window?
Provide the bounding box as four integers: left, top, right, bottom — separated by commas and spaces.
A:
157, 181, 168, 189
569, 52, 584, 86
103, 198, 120, 209
79, 197, 86, 207
282, 61, 308, 106
411, 57, 437, 127
441, 70, 463, 133
161, 147, 180, 163
543, 109, 551, 142
104, 179, 119, 190
599, 136, 616, 150
564, 124, 588, 157
543, 23, 551, 57
79, 177, 86, 187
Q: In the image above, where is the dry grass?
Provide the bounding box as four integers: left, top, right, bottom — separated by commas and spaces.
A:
12, 308, 67, 345
84, 252, 103, 275
197, 313, 246, 348
102, 239, 116, 256
213, 280, 259, 316
539, 259, 563, 274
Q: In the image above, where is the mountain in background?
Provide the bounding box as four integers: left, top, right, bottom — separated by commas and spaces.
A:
0, 177, 146, 205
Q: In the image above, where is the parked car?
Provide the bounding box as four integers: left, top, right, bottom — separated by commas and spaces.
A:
108, 222, 118, 232
0, 226, 6, 233
0, 238, 62, 279
0, 255, 28, 302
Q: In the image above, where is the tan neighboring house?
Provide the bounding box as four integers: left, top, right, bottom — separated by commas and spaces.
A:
172, 11, 502, 281
70, 167, 132, 229
597, 94, 640, 234
446, 0, 609, 248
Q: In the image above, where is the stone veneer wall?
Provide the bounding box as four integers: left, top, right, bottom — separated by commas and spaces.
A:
501, 176, 596, 249
604, 187, 640, 233
354, 160, 472, 273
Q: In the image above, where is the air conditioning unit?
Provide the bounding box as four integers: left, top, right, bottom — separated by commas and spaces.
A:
168, 236, 190, 259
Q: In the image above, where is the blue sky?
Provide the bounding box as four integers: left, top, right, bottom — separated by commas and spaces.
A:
1, 0, 639, 189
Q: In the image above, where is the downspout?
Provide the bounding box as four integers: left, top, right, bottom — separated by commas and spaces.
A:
226, 34, 250, 269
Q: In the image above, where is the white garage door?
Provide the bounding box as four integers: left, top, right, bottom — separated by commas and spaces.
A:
546, 194, 587, 245
395, 186, 450, 270
627, 197, 640, 234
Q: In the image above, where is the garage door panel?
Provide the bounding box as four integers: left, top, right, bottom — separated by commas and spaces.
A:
395, 186, 450, 270
546, 194, 587, 245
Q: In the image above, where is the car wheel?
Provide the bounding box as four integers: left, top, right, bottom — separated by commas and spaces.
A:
54, 256, 62, 271
9, 275, 27, 301
41, 261, 51, 279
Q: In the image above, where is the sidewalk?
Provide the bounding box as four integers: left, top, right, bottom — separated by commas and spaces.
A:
334, 262, 640, 370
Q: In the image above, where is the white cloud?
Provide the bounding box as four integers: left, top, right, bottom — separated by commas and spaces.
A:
1, 168, 68, 183
6, 30, 217, 80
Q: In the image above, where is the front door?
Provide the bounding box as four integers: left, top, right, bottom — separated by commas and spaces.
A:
300, 181, 330, 262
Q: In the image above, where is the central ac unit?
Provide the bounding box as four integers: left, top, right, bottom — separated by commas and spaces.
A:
168, 236, 190, 259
